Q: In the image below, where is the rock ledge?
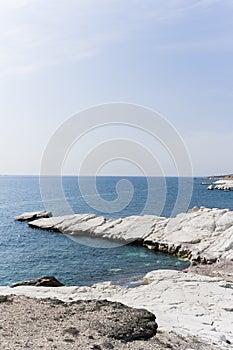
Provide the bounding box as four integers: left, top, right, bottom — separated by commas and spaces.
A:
21, 207, 233, 263
14, 211, 52, 222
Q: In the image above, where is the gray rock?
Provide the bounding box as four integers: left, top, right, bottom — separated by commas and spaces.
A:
89, 300, 157, 341
14, 211, 52, 222
63, 327, 79, 336
11, 276, 64, 288
0, 295, 11, 303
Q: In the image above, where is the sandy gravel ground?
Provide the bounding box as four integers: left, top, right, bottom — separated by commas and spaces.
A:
0, 295, 225, 350
186, 260, 233, 282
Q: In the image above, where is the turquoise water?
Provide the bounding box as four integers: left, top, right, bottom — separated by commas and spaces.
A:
1, 176, 232, 286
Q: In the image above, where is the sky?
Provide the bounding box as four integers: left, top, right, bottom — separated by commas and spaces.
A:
0, 0, 233, 176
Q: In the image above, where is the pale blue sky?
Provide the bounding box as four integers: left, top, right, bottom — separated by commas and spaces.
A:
0, 0, 232, 176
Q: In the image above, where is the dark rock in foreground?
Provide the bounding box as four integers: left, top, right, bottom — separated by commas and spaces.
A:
88, 299, 157, 341
14, 210, 52, 222
11, 276, 64, 288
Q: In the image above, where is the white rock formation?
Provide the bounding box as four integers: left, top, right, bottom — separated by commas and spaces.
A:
27, 207, 233, 262
1, 270, 232, 348
212, 180, 233, 191
14, 211, 52, 221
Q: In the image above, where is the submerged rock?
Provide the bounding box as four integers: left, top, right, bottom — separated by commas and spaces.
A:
14, 210, 52, 222
11, 276, 64, 288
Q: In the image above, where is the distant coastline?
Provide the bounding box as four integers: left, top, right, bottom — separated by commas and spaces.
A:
205, 173, 233, 180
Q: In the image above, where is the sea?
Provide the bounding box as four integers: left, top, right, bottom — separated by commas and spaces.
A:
1, 176, 232, 287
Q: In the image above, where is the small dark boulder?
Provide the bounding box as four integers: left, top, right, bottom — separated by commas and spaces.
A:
63, 327, 79, 337
11, 276, 64, 288
0, 295, 12, 303
90, 300, 158, 342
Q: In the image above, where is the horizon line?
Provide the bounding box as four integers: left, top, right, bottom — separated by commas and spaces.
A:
0, 174, 206, 178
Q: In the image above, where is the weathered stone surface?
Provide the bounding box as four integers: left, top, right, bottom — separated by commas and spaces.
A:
27, 207, 233, 262
1, 270, 233, 348
11, 276, 64, 288
14, 211, 52, 221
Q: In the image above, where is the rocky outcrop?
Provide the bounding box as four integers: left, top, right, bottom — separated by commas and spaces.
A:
26, 207, 233, 263
14, 210, 52, 221
11, 276, 64, 288
88, 300, 158, 341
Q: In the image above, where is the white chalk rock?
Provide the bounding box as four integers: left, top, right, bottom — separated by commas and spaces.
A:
26, 207, 233, 261
14, 211, 52, 221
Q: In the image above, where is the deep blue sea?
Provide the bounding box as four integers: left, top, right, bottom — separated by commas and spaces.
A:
1, 176, 233, 287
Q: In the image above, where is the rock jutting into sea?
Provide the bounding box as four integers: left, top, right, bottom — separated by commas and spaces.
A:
22, 206, 233, 263
11, 276, 64, 288
14, 210, 52, 222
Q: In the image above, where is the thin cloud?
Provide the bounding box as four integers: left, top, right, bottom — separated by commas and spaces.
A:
145, 0, 230, 21
0, 0, 38, 10
0, 0, 232, 78
153, 36, 233, 54
0, 1, 120, 78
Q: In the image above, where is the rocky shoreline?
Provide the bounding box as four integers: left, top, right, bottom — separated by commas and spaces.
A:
1, 207, 232, 349
16, 206, 233, 263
